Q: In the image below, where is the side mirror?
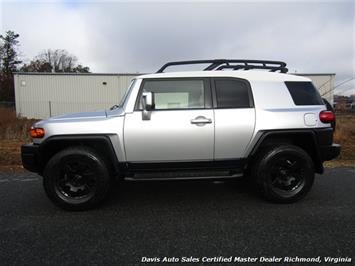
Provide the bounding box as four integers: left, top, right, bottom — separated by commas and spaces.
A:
142, 91, 154, 120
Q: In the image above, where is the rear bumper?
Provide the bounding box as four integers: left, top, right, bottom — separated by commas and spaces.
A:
320, 144, 341, 161
21, 144, 41, 173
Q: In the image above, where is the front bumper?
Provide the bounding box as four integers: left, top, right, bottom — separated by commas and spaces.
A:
320, 144, 341, 161
21, 144, 41, 173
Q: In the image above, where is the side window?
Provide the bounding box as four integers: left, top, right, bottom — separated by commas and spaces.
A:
285, 81, 324, 105
215, 79, 252, 108
139, 79, 206, 110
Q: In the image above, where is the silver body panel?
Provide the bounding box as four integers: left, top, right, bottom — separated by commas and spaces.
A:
32, 70, 330, 163
124, 110, 214, 162
214, 108, 255, 159
33, 109, 127, 162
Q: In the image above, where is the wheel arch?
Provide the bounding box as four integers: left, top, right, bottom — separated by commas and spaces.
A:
248, 130, 323, 174
38, 134, 120, 176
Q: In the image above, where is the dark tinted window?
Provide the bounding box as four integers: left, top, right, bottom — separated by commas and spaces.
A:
215, 79, 252, 108
285, 81, 324, 105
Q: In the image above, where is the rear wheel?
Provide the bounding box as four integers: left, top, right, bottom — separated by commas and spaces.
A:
252, 145, 315, 203
43, 146, 111, 211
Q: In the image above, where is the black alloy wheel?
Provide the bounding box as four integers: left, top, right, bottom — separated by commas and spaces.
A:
252, 145, 315, 203
55, 156, 97, 203
268, 155, 306, 198
43, 147, 111, 211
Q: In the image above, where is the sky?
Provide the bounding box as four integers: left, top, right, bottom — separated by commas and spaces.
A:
0, 0, 354, 95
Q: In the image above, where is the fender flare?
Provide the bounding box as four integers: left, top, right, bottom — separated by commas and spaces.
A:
38, 134, 120, 174
248, 129, 324, 174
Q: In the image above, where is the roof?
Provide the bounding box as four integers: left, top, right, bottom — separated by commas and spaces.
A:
138, 70, 311, 82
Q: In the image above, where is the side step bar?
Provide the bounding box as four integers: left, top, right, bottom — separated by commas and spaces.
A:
124, 170, 243, 181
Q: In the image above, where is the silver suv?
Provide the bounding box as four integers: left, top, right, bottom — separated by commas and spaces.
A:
21, 59, 341, 210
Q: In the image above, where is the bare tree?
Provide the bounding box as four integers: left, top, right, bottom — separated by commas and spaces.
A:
36, 49, 78, 72
21, 49, 90, 73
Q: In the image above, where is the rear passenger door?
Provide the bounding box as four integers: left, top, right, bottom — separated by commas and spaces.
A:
212, 78, 255, 159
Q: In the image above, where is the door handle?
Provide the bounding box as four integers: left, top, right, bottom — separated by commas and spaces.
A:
190, 116, 212, 125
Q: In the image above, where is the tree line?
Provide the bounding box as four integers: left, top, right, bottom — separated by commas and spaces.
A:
0, 30, 91, 102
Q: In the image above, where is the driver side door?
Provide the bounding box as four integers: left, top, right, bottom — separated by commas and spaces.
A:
123, 78, 214, 162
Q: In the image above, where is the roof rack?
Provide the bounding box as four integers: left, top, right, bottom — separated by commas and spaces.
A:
156, 59, 288, 73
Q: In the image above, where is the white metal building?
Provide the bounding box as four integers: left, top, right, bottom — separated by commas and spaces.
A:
14, 72, 335, 119
14, 73, 139, 119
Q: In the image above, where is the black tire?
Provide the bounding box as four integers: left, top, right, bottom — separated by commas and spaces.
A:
252, 145, 315, 203
43, 146, 111, 211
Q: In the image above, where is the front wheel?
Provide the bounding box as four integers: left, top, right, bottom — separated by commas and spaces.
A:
43, 146, 111, 211
252, 145, 315, 203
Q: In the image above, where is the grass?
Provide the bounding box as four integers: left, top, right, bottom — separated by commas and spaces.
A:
0, 108, 353, 172
324, 113, 355, 168
0, 107, 37, 171
0, 107, 37, 141
333, 114, 355, 159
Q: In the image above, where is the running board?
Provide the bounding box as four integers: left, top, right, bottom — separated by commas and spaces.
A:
124, 170, 243, 181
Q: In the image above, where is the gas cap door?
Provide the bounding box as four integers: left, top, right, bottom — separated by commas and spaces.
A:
304, 113, 317, 126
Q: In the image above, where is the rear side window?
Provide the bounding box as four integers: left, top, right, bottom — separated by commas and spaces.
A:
285, 81, 324, 105
214, 79, 253, 108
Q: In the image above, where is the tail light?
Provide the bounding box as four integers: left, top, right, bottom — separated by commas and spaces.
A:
319, 111, 335, 123
30, 127, 45, 138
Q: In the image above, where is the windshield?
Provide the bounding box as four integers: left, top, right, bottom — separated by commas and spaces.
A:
110, 79, 136, 110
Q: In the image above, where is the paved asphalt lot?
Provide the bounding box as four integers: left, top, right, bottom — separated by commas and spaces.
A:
0, 168, 354, 265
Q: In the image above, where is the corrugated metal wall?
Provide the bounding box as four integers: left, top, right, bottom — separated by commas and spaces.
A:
14, 72, 335, 119
14, 73, 139, 119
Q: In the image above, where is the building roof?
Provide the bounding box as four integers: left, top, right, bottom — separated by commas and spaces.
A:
14, 72, 141, 76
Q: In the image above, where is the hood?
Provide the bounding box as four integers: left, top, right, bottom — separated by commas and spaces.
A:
47, 110, 108, 121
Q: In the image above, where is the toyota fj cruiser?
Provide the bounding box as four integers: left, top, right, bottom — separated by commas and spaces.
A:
21, 59, 341, 210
